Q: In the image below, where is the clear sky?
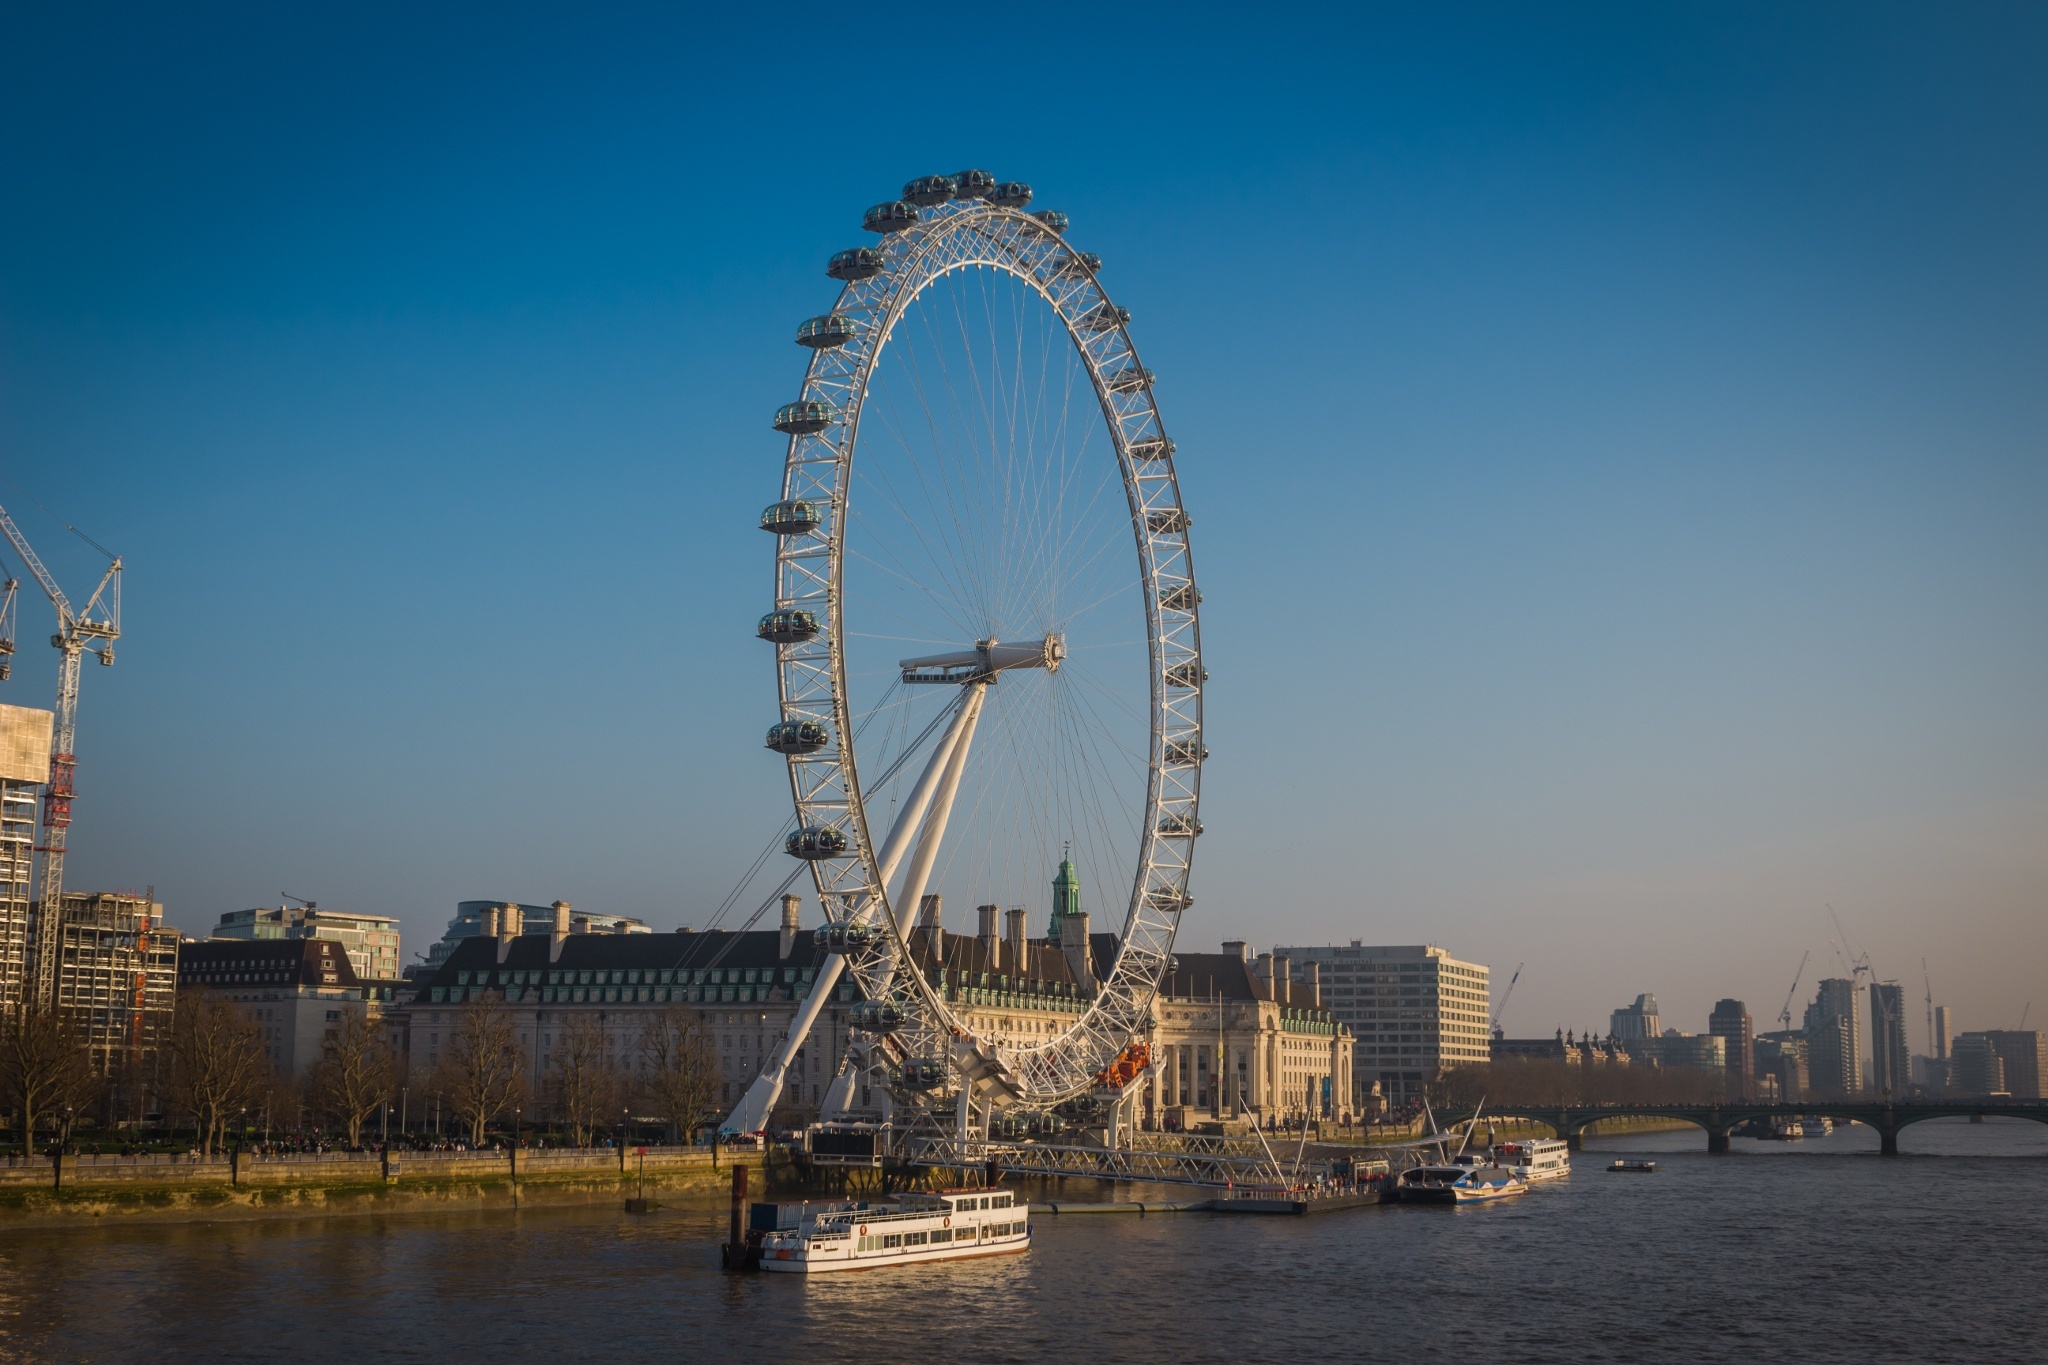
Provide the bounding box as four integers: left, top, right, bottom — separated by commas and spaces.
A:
2, 2, 2042, 1049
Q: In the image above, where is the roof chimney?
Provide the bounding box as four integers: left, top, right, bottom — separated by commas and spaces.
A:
1062, 912, 1094, 992
1222, 940, 1249, 963
1302, 959, 1321, 1009
917, 894, 943, 963
550, 900, 571, 963
978, 904, 1002, 972
496, 903, 519, 964
1005, 907, 1028, 975
482, 905, 501, 938
780, 893, 801, 960
1273, 953, 1291, 1005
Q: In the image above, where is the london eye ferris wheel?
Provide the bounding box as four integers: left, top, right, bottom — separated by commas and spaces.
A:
728, 169, 1204, 1132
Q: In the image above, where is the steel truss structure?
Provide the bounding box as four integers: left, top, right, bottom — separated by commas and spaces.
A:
752, 180, 1204, 1119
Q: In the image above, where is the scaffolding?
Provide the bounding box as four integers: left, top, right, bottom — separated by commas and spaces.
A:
47, 891, 179, 1120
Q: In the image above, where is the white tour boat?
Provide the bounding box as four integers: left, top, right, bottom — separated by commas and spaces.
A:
758, 1185, 1030, 1273
1395, 1163, 1528, 1205
1492, 1138, 1571, 1183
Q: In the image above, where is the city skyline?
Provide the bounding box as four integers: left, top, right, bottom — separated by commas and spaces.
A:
2, 4, 2042, 1042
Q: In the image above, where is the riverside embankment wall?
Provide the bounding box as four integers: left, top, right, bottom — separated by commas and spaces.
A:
0, 1146, 771, 1228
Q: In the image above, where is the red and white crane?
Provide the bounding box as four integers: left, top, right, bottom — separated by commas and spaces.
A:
0, 502, 121, 1005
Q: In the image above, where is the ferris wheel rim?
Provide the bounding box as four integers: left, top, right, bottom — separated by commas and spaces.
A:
767, 188, 1204, 1105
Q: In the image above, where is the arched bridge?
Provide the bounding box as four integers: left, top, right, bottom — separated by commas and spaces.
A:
1443, 1100, 2048, 1155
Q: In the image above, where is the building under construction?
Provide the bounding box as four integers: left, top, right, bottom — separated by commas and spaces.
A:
45, 890, 179, 1120
0, 702, 54, 1013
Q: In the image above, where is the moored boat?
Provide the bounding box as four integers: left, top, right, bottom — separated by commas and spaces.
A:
758, 1185, 1029, 1273
1492, 1138, 1571, 1183
1395, 1163, 1528, 1204
1607, 1159, 1659, 1173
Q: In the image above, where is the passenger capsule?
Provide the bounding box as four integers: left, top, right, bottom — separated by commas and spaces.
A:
815, 921, 877, 953
1082, 302, 1131, 331
1165, 661, 1207, 688
1164, 738, 1209, 766
863, 201, 920, 234
758, 608, 822, 644
953, 168, 996, 199
849, 1000, 906, 1033
1103, 365, 1154, 393
828, 247, 887, 281
1054, 251, 1103, 279
1127, 436, 1175, 462
1157, 812, 1204, 838
786, 826, 849, 860
1145, 507, 1189, 533
1157, 583, 1201, 612
902, 174, 957, 207
759, 499, 822, 535
796, 314, 861, 349
1148, 887, 1194, 912
1034, 210, 1070, 234
765, 719, 831, 755
773, 400, 839, 434
989, 181, 1033, 209
901, 1058, 949, 1089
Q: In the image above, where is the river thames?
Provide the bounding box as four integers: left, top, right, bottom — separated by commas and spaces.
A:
3, 1119, 2042, 1363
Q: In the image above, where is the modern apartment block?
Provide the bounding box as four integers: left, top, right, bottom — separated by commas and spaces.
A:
1869, 982, 1911, 1098
213, 903, 403, 983
1610, 994, 1661, 1042
1271, 942, 1489, 1107
1947, 1033, 2005, 1096
1932, 1004, 1955, 1062
1708, 999, 1755, 1097
1982, 1031, 2045, 1099
0, 703, 52, 1012
1805, 978, 1864, 1095
46, 891, 180, 1120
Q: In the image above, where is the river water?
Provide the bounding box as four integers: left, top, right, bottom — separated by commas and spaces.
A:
3, 1118, 2042, 1363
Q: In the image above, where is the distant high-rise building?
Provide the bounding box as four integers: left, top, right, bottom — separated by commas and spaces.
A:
48, 891, 179, 1120
1983, 1031, 2045, 1100
0, 703, 53, 1012
1804, 979, 1863, 1095
1932, 1005, 1955, 1062
214, 904, 403, 983
1756, 1032, 1807, 1102
1611, 993, 1660, 1042
1709, 999, 1755, 1097
1869, 982, 1911, 1098
1948, 1034, 2005, 1096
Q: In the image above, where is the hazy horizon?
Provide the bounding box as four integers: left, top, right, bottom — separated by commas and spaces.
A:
3, 3, 2042, 1052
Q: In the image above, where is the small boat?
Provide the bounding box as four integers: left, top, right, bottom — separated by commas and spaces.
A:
1396, 1163, 1528, 1204
757, 1185, 1029, 1273
1493, 1138, 1571, 1183
1607, 1159, 1659, 1173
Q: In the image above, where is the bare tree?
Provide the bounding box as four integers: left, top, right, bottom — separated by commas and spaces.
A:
0, 1003, 100, 1157
638, 1004, 716, 1143
547, 1013, 617, 1147
309, 1007, 396, 1147
437, 1001, 525, 1146
164, 994, 271, 1156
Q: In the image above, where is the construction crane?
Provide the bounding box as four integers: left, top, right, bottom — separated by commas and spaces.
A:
1827, 904, 1874, 987
0, 572, 17, 680
1778, 949, 1810, 1031
0, 501, 122, 1006
1488, 963, 1523, 1035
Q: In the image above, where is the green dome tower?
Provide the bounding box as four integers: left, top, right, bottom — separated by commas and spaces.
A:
1049, 848, 1082, 946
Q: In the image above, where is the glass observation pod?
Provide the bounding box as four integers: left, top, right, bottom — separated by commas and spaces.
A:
760, 499, 822, 535
1158, 583, 1201, 612
1082, 302, 1131, 331
1164, 661, 1208, 688
815, 921, 878, 953
902, 174, 957, 206
863, 201, 920, 234
796, 314, 860, 349
1164, 738, 1209, 766
758, 608, 822, 644
953, 168, 996, 199
828, 247, 887, 281
774, 400, 839, 434
765, 719, 831, 754
1054, 251, 1104, 279
1157, 812, 1204, 838
786, 826, 849, 860
989, 181, 1034, 208
850, 1000, 906, 1033
1104, 365, 1154, 393
1148, 887, 1194, 912
901, 1058, 948, 1089
1146, 507, 1189, 533
1127, 436, 1175, 462
1034, 209, 1070, 234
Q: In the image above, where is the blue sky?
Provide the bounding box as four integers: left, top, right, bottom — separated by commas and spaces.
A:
2, 2, 2042, 1044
